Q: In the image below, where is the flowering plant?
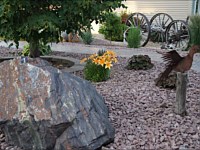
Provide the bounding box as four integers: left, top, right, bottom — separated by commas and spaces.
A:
80, 50, 117, 69
81, 50, 117, 82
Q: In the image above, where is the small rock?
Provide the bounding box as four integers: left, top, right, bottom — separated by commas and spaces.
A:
140, 141, 146, 146
127, 135, 134, 141
179, 144, 189, 150
192, 134, 199, 139
160, 136, 165, 142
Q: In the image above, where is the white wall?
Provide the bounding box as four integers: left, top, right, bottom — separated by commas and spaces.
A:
91, 0, 193, 34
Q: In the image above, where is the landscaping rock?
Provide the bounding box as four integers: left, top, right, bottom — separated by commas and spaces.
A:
155, 72, 177, 89
0, 57, 114, 150
125, 55, 154, 70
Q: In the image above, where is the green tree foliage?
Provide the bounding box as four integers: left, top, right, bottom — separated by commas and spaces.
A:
81, 31, 93, 45
99, 12, 127, 41
0, 0, 125, 57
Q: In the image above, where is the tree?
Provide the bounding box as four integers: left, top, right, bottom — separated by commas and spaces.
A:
0, 0, 126, 57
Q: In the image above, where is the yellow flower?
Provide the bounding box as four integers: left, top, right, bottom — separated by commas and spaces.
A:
85, 50, 117, 69
104, 55, 111, 62
92, 58, 99, 64
105, 61, 113, 69
89, 54, 97, 59
98, 57, 106, 66
113, 57, 118, 63
80, 58, 87, 63
106, 50, 116, 57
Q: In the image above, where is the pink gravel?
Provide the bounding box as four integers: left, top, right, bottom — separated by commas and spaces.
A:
73, 57, 200, 150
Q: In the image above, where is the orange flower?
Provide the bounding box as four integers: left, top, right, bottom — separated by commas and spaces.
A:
80, 58, 87, 63
89, 54, 97, 59
106, 50, 116, 57
104, 55, 110, 62
105, 61, 113, 69
84, 50, 117, 69
92, 58, 99, 64
99, 57, 106, 66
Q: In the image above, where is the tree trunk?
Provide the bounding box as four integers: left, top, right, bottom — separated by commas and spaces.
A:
29, 31, 40, 58
175, 72, 188, 116
29, 38, 40, 58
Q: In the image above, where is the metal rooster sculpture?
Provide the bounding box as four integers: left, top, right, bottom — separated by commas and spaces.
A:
158, 45, 200, 81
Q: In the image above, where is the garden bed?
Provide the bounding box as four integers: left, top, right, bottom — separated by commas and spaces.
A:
0, 49, 200, 150
52, 51, 200, 149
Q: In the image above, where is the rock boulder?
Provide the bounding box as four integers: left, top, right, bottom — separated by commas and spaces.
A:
125, 55, 154, 70
155, 72, 177, 89
0, 57, 114, 150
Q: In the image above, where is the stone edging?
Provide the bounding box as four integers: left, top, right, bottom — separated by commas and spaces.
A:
40, 55, 85, 73
0, 56, 85, 73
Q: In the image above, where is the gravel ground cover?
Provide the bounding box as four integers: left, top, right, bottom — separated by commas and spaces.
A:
0, 43, 200, 149
69, 54, 200, 150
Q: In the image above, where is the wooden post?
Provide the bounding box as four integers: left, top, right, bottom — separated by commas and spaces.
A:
175, 72, 188, 116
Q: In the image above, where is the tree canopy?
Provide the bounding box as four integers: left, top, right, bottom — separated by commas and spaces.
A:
0, 0, 126, 57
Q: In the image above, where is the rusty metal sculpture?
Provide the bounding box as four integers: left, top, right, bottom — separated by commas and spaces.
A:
157, 45, 200, 116
158, 45, 200, 81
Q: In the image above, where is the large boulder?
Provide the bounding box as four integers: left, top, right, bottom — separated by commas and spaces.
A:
0, 57, 114, 150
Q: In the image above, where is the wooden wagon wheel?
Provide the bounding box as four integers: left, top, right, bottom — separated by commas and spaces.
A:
150, 13, 173, 43
165, 20, 190, 51
125, 12, 151, 46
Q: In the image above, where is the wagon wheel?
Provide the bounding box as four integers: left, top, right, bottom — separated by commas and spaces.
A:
165, 20, 190, 51
150, 13, 173, 43
125, 12, 151, 46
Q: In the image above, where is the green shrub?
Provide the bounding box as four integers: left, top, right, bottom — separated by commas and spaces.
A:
99, 12, 127, 41
127, 27, 141, 48
81, 50, 117, 82
22, 41, 52, 56
81, 31, 93, 44
21, 44, 30, 56
84, 60, 110, 82
39, 42, 52, 56
189, 15, 200, 45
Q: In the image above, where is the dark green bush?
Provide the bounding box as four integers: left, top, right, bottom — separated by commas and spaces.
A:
155, 72, 177, 89
99, 12, 127, 41
189, 15, 200, 45
125, 55, 153, 70
81, 31, 93, 44
84, 60, 110, 82
22, 41, 52, 56
127, 27, 141, 48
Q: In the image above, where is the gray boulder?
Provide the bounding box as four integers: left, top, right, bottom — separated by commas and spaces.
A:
0, 57, 114, 150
